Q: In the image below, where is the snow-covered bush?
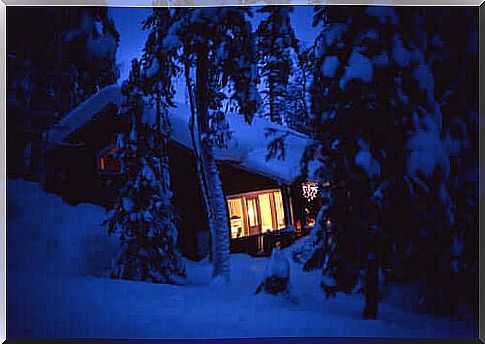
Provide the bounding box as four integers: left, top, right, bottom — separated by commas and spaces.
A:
255, 246, 290, 295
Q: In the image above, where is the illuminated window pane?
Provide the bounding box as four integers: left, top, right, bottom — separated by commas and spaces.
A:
246, 198, 259, 227
273, 191, 286, 229
258, 193, 273, 233
228, 198, 245, 238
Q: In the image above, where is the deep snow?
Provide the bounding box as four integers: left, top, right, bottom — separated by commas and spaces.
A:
7, 179, 477, 339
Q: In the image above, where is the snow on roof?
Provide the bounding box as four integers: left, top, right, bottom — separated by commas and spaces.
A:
167, 101, 312, 183
48, 85, 313, 184
47, 85, 123, 144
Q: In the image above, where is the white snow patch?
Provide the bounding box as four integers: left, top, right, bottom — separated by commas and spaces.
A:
321, 55, 339, 77
263, 248, 290, 280
339, 50, 373, 90
406, 116, 449, 178
366, 7, 399, 25
392, 37, 411, 68
47, 85, 123, 144
412, 64, 435, 104
355, 139, 381, 177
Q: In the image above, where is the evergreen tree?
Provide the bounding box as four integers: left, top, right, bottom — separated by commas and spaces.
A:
255, 6, 310, 163
7, 7, 119, 179
398, 7, 479, 317
63, 7, 120, 105
302, 6, 465, 318
104, 59, 186, 284
286, 47, 312, 134
144, 7, 259, 281
256, 6, 299, 126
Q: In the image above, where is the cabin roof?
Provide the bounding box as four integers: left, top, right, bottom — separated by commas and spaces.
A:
46, 85, 314, 184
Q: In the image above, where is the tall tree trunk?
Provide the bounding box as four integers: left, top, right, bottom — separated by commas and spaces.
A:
203, 145, 231, 280
195, 47, 231, 281
183, 54, 215, 261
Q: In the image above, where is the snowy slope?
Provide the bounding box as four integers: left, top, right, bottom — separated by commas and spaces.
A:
7, 179, 118, 277
47, 85, 313, 184
7, 179, 477, 338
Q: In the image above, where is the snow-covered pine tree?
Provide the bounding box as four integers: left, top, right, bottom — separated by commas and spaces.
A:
303, 6, 458, 318
286, 47, 312, 134
256, 6, 299, 126
255, 6, 311, 164
104, 58, 186, 284
397, 7, 479, 317
7, 7, 119, 180
63, 8, 120, 105
162, 8, 259, 281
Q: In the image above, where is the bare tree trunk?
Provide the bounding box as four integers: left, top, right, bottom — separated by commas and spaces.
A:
182, 43, 231, 281
202, 144, 231, 280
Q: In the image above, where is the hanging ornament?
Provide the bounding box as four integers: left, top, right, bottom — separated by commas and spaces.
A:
302, 181, 319, 201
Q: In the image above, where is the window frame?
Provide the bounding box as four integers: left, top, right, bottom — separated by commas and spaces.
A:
96, 143, 124, 176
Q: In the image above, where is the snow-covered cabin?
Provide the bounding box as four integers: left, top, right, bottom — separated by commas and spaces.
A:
41, 85, 319, 258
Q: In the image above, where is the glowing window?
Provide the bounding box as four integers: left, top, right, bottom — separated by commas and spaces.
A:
273, 191, 286, 229
258, 193, 273, 233
98, 144, 122, 174
227, 189, 287, 239
228, 198, 245, 238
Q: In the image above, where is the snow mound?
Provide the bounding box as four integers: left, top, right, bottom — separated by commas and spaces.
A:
7, 179, 118, 277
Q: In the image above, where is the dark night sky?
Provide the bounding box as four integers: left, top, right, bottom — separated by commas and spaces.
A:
108, 6, 319, 86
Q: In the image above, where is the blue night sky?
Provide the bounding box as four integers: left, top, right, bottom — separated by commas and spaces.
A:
108, 6, 318, 84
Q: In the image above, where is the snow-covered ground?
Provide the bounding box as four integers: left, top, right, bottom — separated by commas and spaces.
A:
7, 179, 477, 339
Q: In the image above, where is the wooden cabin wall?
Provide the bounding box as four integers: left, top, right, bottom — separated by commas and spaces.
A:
42, 130, 307, 260
43, 145, 117, 206
218, 163, 279, 195
167, 142, 208, 260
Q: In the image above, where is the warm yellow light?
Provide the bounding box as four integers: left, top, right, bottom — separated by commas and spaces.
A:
227, 189, 287, 238
258, 193, 273, 232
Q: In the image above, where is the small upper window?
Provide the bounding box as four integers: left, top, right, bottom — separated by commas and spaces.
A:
97, 144, 122, 175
